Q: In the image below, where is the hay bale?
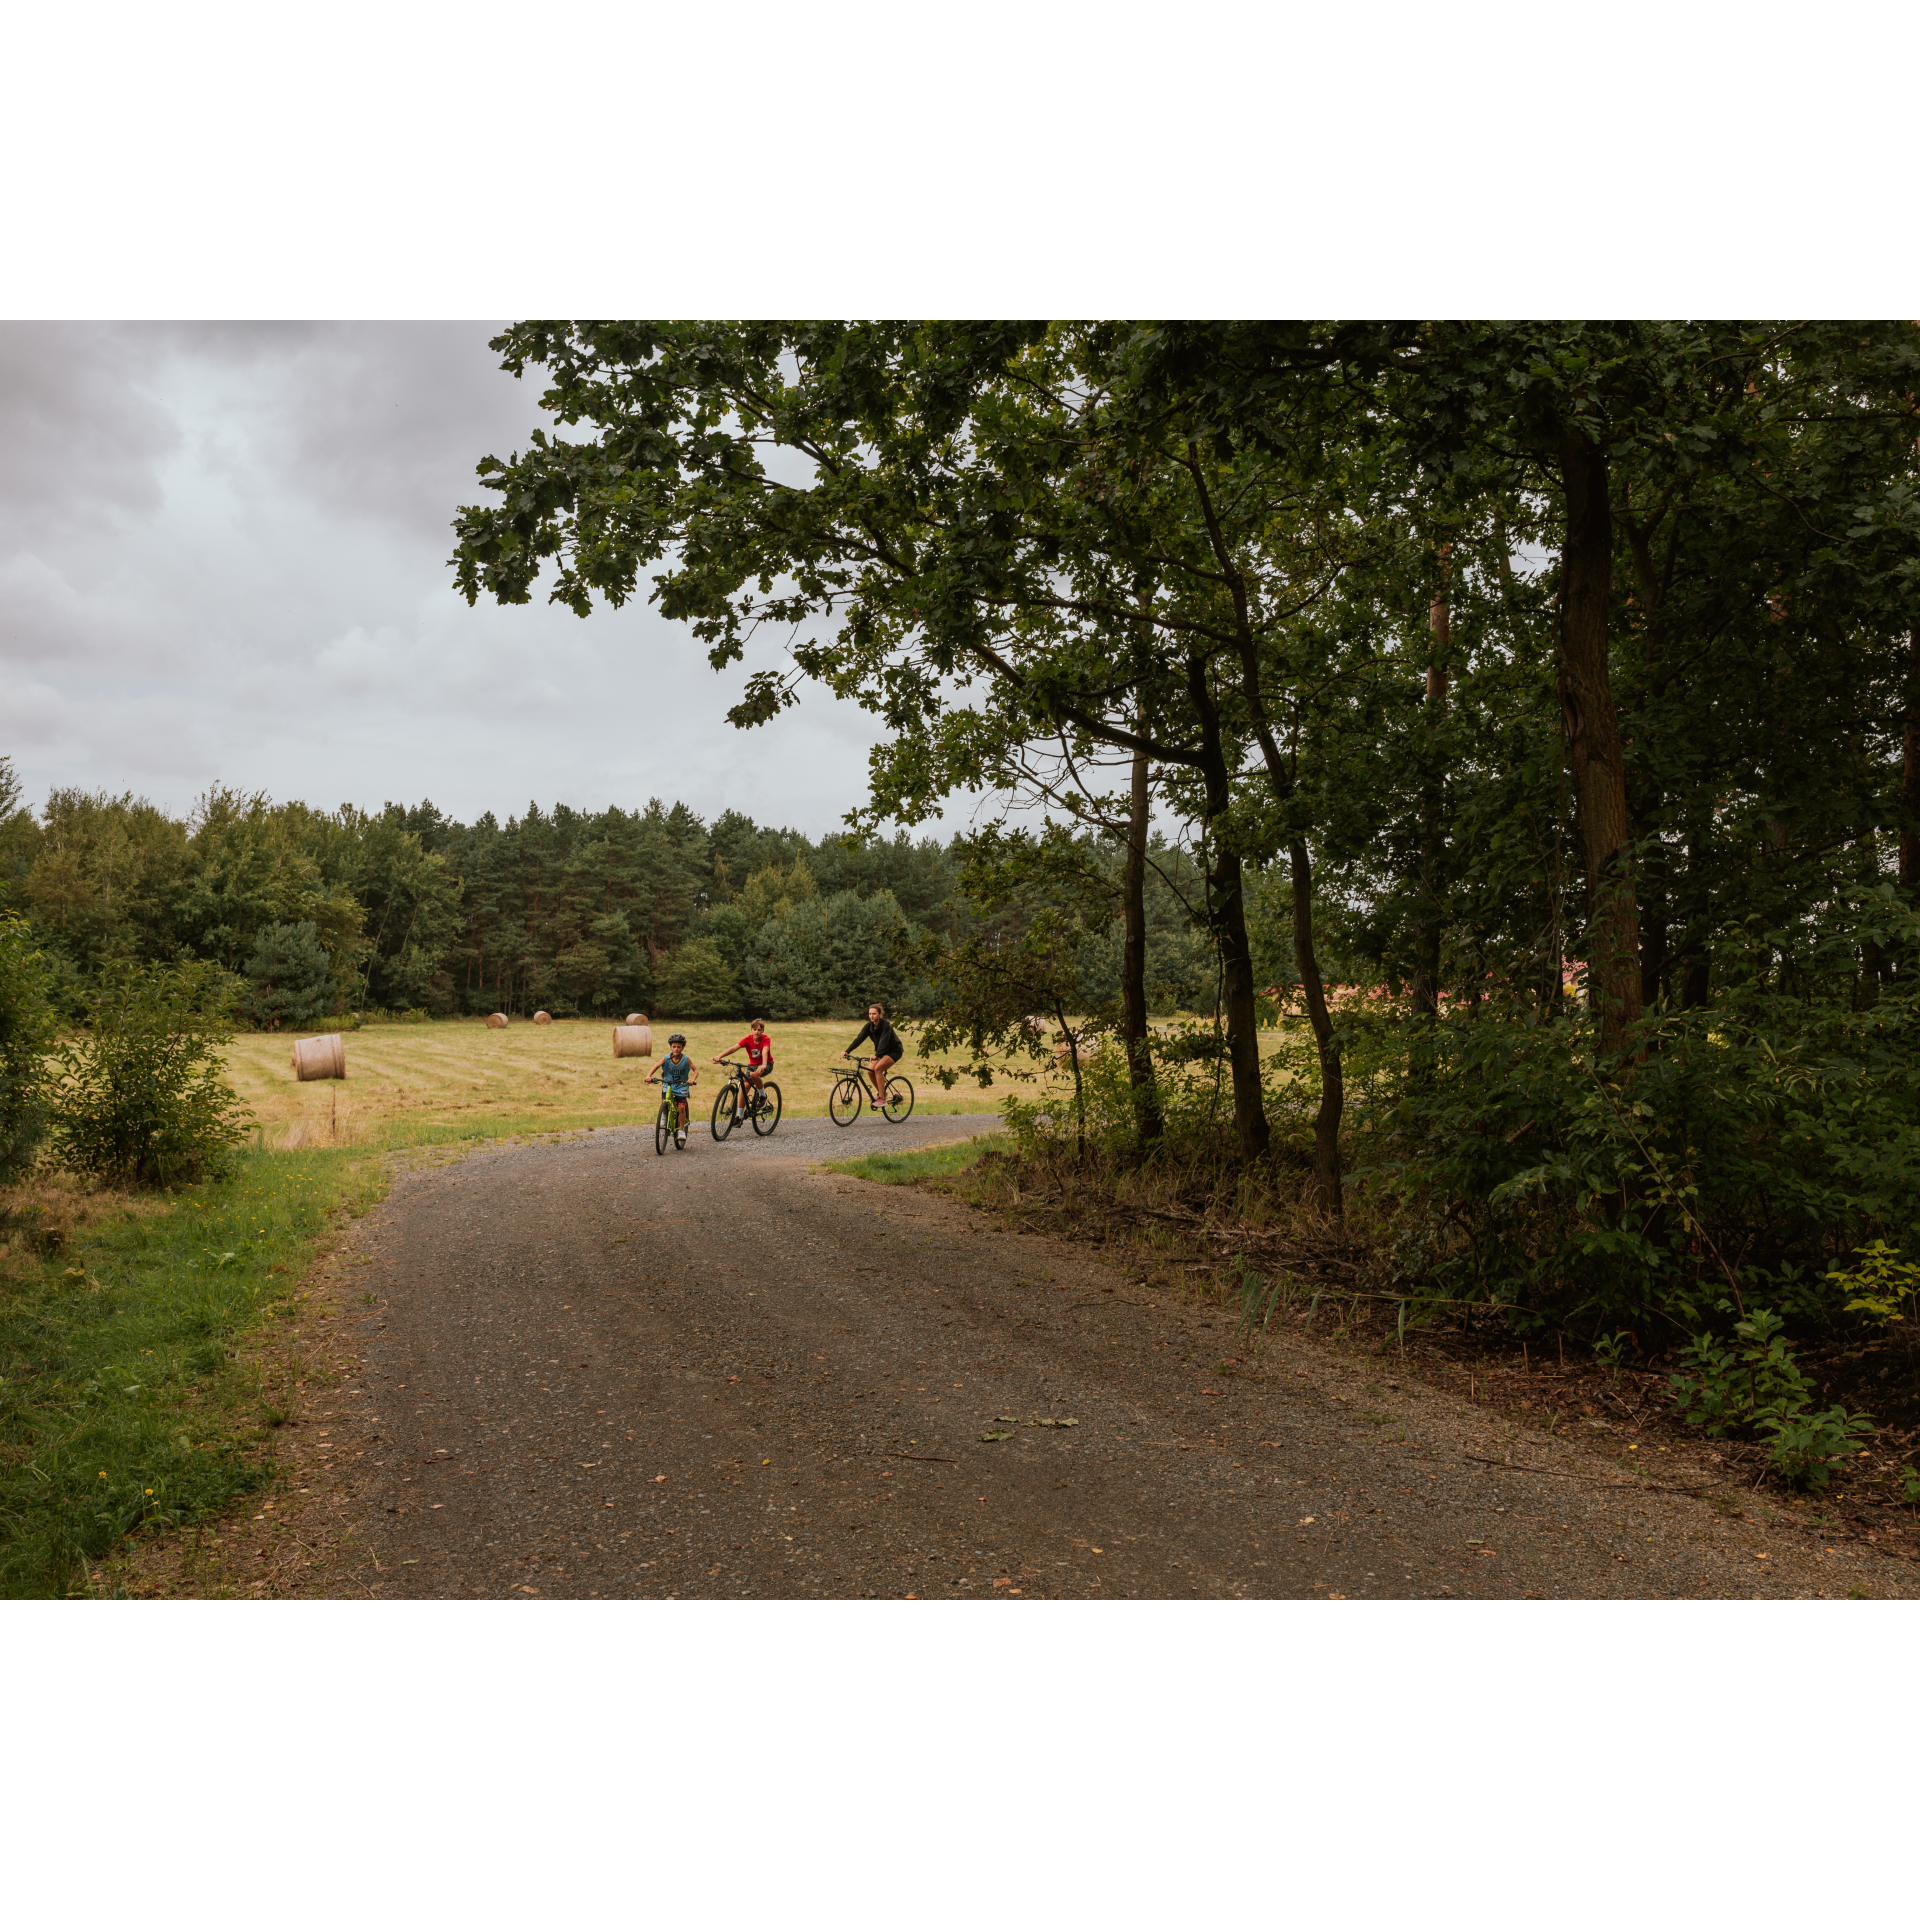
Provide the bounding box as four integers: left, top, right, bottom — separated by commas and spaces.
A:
291, 1033, 346, 1082
486, 1012, 509, 1029
532, 1010, 553, 1025
1054, 1033, 1101, 1070
624, 1013, 647, 1026
613, 1024, 652, 1058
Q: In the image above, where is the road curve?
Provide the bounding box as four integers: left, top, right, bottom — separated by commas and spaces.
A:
309, 1113, 1911, 1600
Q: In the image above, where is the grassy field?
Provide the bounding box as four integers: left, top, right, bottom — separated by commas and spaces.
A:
224, 1016, 1073, 1152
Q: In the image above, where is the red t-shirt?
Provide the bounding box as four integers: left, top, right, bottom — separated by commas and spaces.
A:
739, 1031, 772, 1069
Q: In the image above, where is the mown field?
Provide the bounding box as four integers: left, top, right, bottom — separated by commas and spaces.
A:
223, 1016, 1068, 1151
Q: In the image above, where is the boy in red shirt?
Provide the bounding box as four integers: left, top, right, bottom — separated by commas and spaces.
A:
714, 1018, 774, 1113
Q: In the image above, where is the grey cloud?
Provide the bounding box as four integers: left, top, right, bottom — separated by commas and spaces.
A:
1, 321, 901, 833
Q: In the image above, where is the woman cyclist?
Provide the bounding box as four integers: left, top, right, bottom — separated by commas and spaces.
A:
843, 1002, 902, 1110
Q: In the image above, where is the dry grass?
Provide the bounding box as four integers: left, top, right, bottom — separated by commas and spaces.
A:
221, 1017, 1061, 1153
0, 1171, 174, 1290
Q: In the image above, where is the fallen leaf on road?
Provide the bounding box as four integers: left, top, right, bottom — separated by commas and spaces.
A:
1300, 1516, 1316, 1524
653, 1474, 667, 1482
978, 1431, 1012, 1442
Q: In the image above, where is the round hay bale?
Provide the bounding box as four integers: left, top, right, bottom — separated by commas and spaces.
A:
291, 1033, 346, 1082
532, 1010, 553, 1025
613, 1024, 652, 1058
486, 1012, 509, 1029
624, 1013, 647, 1026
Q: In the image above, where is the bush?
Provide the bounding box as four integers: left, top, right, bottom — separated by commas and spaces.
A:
55, 960, 248, 1188
242, 920, 332, 1029
655, 938, 739, 1021
1668, 1308, 1876, 1489
0, 916, 56, 1184
1362, 892, 1920, 1343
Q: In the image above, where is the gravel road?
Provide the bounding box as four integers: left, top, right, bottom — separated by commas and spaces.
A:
301, 1114, 1917, 1600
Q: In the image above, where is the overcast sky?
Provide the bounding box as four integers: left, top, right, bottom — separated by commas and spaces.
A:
0, 322, 904, 837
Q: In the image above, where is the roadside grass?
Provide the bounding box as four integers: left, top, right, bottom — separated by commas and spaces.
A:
0, 1147, 383, 1598
838, 1137, 1006, 1186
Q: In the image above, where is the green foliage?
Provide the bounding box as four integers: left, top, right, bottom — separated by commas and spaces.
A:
1363, 889, 1920, 1336
0, 915, 57, 1185
654, 937, 739, 1021
0, 1146, 378, 1597
1668, 1308, 1876, 1490
242, 920, 333, 1029
55, 961, 249, 1189
1828, 1240, 1920, 1328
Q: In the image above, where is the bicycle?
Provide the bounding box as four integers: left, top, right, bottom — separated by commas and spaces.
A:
711, 1060, 782, 1140
828, 1055, 915, 1126
654, 1087, 689, 1154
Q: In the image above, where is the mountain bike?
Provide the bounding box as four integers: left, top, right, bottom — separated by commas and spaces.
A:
655, 1087, 689, 1154
828, 1055, 915, 1126
711, 1061, 782, 1140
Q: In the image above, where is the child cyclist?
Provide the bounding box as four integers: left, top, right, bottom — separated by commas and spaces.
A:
714, 1018, 774, 1114
646, 1032, 699, 1147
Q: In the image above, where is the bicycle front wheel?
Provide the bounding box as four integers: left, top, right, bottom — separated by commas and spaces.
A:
711, 1084, 738, 1141
828, 1077, 861, 1126
751, 1080, 782, 1135
655, 1101, 670, 1155
880, 1076, 915, 1123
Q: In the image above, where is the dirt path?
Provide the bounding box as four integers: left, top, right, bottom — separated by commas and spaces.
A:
224, 1117, 1920, 1600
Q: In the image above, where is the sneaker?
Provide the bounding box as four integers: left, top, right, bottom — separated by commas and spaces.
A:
677, 1130, 687, 1145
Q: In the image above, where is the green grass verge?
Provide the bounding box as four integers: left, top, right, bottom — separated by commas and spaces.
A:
0, 1148, 384, 1598
837, 1137, 1004, 1185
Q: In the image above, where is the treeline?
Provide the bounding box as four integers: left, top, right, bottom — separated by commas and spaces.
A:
0, 762, 1215, 1025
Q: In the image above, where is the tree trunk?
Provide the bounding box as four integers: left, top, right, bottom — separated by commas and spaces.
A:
1411, 547, 1450, 1020
1556, 426, 1643, 1059
1903, 627, 1919, 894
1187, 651, 1270, 1163
1119, 733, 1162, 1148
1291, 836, 1344, 1218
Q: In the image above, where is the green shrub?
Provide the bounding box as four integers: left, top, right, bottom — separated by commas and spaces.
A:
55, 960, 248, 1188
1668, 1308, 1875, 1490
0, 915, 57, 1184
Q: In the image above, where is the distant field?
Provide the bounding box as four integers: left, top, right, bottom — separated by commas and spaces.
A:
223, 1017, 1061, 1152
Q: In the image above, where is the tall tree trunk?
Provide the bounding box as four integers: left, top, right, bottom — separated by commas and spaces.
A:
1291, 835, 1344, 1219
1411, 547, 1450, 1019
1903, 626, 1919, 894
1119, 730, 1162, 1148
1187, 650, 1270, 1163
1556, 426, 1643, 1059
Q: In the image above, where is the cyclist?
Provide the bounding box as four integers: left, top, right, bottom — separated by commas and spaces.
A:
843, 1001, 902, 1110
646, 1032, 698, 1147
714, 1018, 774, 1114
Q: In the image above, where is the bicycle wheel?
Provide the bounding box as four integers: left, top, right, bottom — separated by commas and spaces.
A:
750, 1080, 782, 1135
711, 1083, 738, 1141
828, 1076, 861, 1126
654, 1101, 670, 1155
880, 1076, 915, 1123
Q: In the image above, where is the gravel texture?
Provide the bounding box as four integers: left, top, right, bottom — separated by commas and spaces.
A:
262, 1114, 1920, 1600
